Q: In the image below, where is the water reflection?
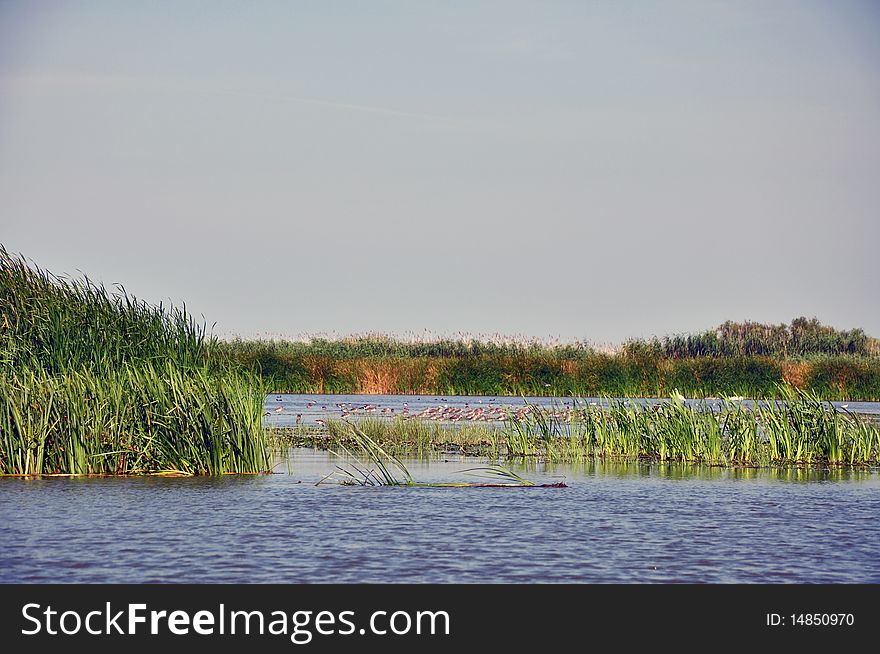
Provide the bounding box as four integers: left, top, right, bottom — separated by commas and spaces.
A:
274, 446, 878, 486
507, 458, 878, 483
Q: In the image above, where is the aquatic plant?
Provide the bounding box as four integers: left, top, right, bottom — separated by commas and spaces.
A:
502, 388, 880, 466
323, 416, 504, 457
0, 246, 212, 374
322, 420, 414, 486
301, 389, 880, 467
0, 245, 271, 476
458, 465, 535, 486
0, 362, 270, 476
318, 421, 558, 487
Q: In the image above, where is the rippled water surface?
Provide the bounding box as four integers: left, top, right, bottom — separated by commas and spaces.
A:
2, 450, 879, 583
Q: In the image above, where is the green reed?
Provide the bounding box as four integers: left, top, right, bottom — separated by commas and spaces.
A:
288, 389, 878, 467
0, 245, 271, 475
318, 421, 547, 487
0, 245, 211, 374
0, 364, 269, 475
503, 388, 879, 466
324, 416, 504, 458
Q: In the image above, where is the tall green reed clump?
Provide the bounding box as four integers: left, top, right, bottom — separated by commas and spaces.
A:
757, 387, 880, 466
0, 365, 268, 475
0, 245, 210, 373
0, 246, 270, 475
503, 389, 879, 466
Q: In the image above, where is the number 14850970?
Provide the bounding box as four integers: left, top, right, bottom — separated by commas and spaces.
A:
766, 613, 854, 627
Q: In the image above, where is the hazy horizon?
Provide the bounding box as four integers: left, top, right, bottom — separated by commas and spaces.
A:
2, 1, 878, 343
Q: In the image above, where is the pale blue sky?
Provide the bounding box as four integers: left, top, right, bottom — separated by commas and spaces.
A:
2, 1, 878, 343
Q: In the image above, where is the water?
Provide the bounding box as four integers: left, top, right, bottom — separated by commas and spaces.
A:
263, 393, 880, 427
2, 450, 879, 583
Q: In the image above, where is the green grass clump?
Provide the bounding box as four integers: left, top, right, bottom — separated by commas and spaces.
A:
0, 245, 270, 476
286, 388, 879, 468
0, 365, 268, 476
503, 388, 880, 467
0, 246, 210, 373
323, 416, 504, 458
318, 422, 550, 487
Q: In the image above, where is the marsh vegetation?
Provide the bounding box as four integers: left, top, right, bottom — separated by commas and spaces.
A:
0, 246, 270, 476
2, 245, 877, 476
316, 421, 560, 487
220, 320, 880, 400
279, 388, 880, 468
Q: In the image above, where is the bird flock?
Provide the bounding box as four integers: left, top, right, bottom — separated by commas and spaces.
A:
266, 396, 586, 424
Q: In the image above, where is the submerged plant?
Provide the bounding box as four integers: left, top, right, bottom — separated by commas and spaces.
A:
318, 420, 414, 486
459, 465, 535, 486
317, 420, 563, 488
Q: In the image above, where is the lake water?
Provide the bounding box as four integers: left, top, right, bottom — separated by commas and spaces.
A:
2, 449, 879, 583
263, 393, 880, 427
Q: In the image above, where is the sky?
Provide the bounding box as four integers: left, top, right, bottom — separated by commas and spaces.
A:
1, 0, 878, 344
